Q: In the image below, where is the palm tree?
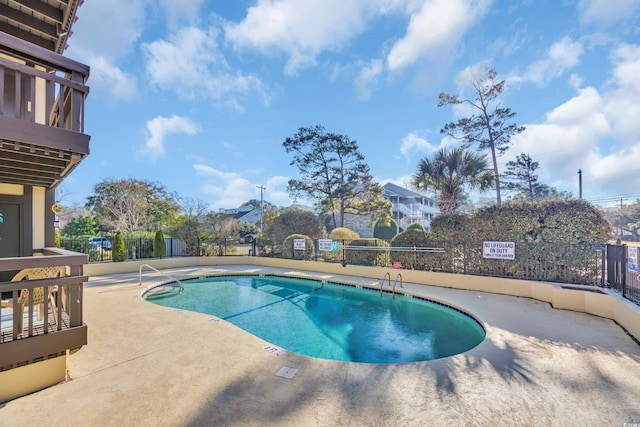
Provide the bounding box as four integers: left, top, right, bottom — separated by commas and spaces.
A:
411, 147, 494, 214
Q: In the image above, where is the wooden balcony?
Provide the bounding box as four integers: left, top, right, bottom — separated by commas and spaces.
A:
0, 31, 90, 189
0, 248, 88, 370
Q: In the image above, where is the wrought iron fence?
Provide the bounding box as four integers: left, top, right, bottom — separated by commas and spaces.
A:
606, 244, 640, 305
255, 238, 604, 286
60, 238, 188, 262
60, 237, 253, 261
62, 235, 640, 306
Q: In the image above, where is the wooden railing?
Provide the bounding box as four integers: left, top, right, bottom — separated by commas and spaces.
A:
0, 32, 89, 134
0, 248, 88, 369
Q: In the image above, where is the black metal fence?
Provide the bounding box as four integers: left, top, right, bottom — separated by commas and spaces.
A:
606, 244, 640, 304
63, 236, 640, 306
60, 237, 253, 261
295, 239, 603, 286
60, 238, 189, 262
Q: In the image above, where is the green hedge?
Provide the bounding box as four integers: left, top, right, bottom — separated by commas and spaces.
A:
416, 200, 611, 283
390, 229, 438, 270
344, 238, 390, 266
373, 218, 398, 242
283, 234, 315, 260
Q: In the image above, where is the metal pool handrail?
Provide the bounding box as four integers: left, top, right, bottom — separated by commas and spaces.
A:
392, 273, 403, 298
138, 264, 185, 290
379, 272, 391, 295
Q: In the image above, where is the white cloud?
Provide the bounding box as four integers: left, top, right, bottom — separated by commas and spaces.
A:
69, 0, 147, 61
386, 0, 492, 71
87, 57, 138, 101
510, 87, 608, 167
224, 0, 378, 75
158, 0, 205, 29
354, 59, 384, 101
508, 72, 640, 197
194, 165, 293, 209
603, 44, 640, 146
143, 115, 200, 157
265, 176, 294, 206
578, 0, 640, 28
67, 0, 146, 101
399, 132, 441, 159
509, 36, 584, 86
143, 27, 266, 108
545, 87, 607, 127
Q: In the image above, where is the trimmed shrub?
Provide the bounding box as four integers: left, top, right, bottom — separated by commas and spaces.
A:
112, 231, 126, 262
283, 234, 315, 260
373, 218, 398, 241
329, 227, 360, 240
406, 222, 426, 232
344, 238, 390, 266
390, 229, 436, 270
327, 227, 360, 263
154, 230, 166, 258
54, 232, 61, 248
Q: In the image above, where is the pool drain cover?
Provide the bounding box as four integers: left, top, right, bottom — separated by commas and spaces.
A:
275, 367, 298, 379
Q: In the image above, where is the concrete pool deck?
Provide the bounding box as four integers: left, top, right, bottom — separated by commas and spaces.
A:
2, 265, 640, 426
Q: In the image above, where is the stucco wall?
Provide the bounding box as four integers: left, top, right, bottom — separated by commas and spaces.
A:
0, 356, 66, 403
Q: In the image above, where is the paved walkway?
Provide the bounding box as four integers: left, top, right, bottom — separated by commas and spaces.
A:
2, 265, 640, 426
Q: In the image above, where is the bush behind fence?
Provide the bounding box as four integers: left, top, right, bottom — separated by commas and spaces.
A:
309, 238, 601, 286
62, 237, 602, 285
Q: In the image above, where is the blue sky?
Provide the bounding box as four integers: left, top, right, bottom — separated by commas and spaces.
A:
61, 0, 640, 210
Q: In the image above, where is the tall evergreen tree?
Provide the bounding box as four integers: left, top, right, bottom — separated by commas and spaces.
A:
283, 125, 391, 229
503, 153, 539, 202
504, 153, 573, 202
438, 66, 525, 206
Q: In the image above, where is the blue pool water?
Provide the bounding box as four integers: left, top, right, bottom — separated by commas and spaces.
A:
143, 275, 485, 364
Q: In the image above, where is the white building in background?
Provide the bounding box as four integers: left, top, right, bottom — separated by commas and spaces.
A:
383, 183, 438, 233
341, 183, 439, 238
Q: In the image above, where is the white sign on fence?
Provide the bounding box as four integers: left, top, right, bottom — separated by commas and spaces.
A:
318, 239, 333, 251
293, 239, 306, 250
483, 241, 516, 260
629, 246, 638, 274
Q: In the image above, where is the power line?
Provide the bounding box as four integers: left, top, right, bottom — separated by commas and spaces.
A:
586, 193, 640, 202
585, 193, 640, 206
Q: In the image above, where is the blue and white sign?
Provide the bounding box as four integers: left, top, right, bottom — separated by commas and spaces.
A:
483, 241, 516, 260
628, 246, 638, 274
318, 239, 333, 251
293, 239, 306, 250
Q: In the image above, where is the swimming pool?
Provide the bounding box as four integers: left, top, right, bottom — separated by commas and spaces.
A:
143, 274, 485, 363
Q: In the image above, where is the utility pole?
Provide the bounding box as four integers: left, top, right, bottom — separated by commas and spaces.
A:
578, 169, 582, 199
257, 185, 266, 234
